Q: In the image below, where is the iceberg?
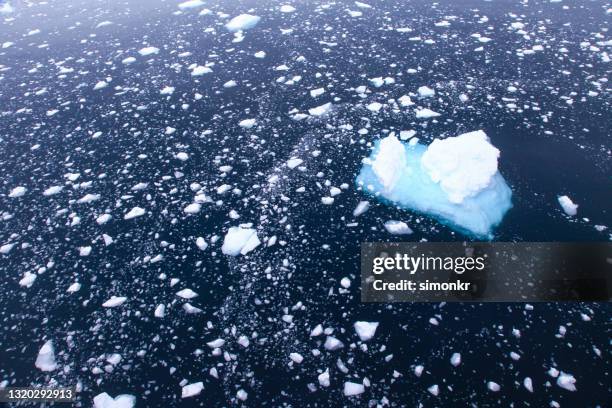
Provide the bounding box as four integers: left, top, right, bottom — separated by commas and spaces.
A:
356, 130, 512, 238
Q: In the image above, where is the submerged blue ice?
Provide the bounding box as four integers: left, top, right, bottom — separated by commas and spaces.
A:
357, 132, 512, 238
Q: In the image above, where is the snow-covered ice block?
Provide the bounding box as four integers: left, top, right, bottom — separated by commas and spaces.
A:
357, 131, 512, 238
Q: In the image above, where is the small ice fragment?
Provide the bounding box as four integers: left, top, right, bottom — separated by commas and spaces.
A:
102, 296, 127, 308
138, 46, 159, 56
176, 288, 198, 299
353, 201, 370, 217
308, 103, 332, 117
225, 14, 261, 32
415, 108, 441, 119
124, 207, 145, 220
8, 186, 27, 198
195, 237, 208, 250
487, 381, 501, 392
93, 393, 136, 408
343, 382, 365, 396
43, 186, 63, 196
181, 382, 204, 398
35, 341, 57, 371
384, 220, 413, 235
557, 195, 578, 216
556, 372, 577, 391
417, 86, 435, 98
239, 118, 257, 128
354, 321, 379, 341
450, 352, 461, 367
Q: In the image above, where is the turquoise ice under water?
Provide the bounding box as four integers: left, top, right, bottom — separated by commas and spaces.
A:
357, 138, 513, 238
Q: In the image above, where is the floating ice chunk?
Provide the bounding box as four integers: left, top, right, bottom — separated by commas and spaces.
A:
0, 3, 14, 14
417, 86, 435, 98
19, 272, 37, 288
353, 201, 370, 217
254, 51, 266, 58
195, 237, 208, 250
523, 377, 533, 392
77, 193, 100, 204
371, 134, 406, 192
354, 321, 379, 341
153, 304, 165, 318
398, 95, 414, 106
321, 197, 334, 205
310, 87, 325, 98
124, 207, 145, 220
557, 195, 578, 216
239, 118, 257, 128
287, 158, 303, 169
79, 246, 92, 256
122, 57, 136, 65
414, 365, 424, 377
487, 381, 501, 392
191, 65, 212, 76
183, 303, 201, 314
450, 352, 461, 367
96, 214, 112, 225
221, 226, 260, 256
176, 288, 198, 299
225, 14, 261, 32
176, 152, 189, 161
324, 336, 344, 351
93, 392, 136, 408
181, 382, 204, 398
366, 102, 383, 112
178, 0, 205, 10
384, 220, 413, 235
94, 81, 108, 90
280, 5, 296, 13
421, 130, 500, 203
35, 341, 57, 371
357, 132, 512, 238
343, 382, 365, 396
556, 372, 577, 391
43, 186, 63, 196
318, 369, 330, 387
67, 282, 81, 293
102, 296, 127, 307
138, 46, 159, 56
308, 102, 332, 116
207, 338, 225, 348
160, 86, 175, 95
289, 352, 304, 364
236, 389, 248, 401
184, 203, 201, 214
8, 186, 27, 198
427, 384, 439, 396
0, 243, 15, 254
415, 108, 441, 118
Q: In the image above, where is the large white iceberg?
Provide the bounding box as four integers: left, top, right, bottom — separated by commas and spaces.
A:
357, 131, 512, 238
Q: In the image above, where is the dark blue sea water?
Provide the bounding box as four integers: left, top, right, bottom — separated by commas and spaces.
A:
0, 0, 610, 406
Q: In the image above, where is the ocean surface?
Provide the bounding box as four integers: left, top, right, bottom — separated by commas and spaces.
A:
0, 0, 610, 406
